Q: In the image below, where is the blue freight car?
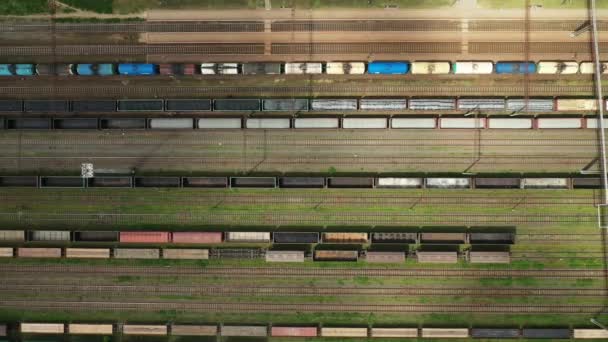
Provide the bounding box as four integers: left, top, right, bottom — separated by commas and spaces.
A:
0, 64, 14, 76
15, 64, 35, 76
118, 63, 158, 76
368, 61, 410, 74
495, 61, 537, 74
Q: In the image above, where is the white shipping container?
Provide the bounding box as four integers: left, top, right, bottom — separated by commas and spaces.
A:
265, 250, 305, 262
359, 99, 407, 110
376, 178, 423, 188
311, 99, 358, 111
453, 61, 493, 74
198, 118, 242, 129
294, 118, 339, 128
342, 118, 387, 129
246, 118, 291, 129
0, 247, 13, 257
391, 118, 436, 129
579, 62, 608, 74
537, 61, 578, 74
68, 324, 113, 335
557, 99, 597, 111
149, 118, 193, 129
457, 98, 505, 110
574, 329, 608, 338
522, 178, 568, 189
326, 62, 365, 74
488, 118, 533, 129
422, 328, 469, 338
411, 61, 451, 74
285, 63, 322, 74
537, 118, 582, 129
371, 328, 418, 338
321, 328, 368, 337
426, 178, 470, 188
226, 232, 271, 242
440, 118, 485, 129
21, 323, 65, 334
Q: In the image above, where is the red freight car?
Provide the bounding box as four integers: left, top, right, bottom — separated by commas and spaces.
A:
119, 232, 170, 243
271, 327, 318, 337
171, 232, 223, 244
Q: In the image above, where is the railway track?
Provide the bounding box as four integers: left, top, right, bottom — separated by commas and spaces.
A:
0, 85, 599, 97
0, 20, 605, 33
0, 265, 603, 278
0, 299, 601, 314
470, 42, 608, 54
1, 284, 605, 297
0, 44, 264, 56
271, 42, 461, 54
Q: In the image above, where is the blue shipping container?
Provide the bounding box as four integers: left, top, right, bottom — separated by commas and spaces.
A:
97, 64, 115, 76
495, 62, 537, 74
0, 64, 14, 76
15, 64, 35, 76
368, 61, 410, 75
76, 64, 95, 76
118, 63, 158, 76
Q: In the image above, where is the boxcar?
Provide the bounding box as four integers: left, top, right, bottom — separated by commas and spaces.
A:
0, 230, 25, 241
421, 328, 469, 338
469, 232, 514, 244
521, 178, 568, 189
279, 177, 325, 188
17, 248, 62, 258
273, 232, 319, 243
134, 177, 181, 188
226, 232, 271, 242
328, 177, 374, 188
65, 248, 111, 259
68, 324, 113, 335
376, 178, 423, 188
166, 99, 212, 111
221, 326, 267, 337
171, 325, 218, 336
573, 329, 608, 339
271, 327, 317, 337
265, 250, 305, 262
0, 176, 37, 187
572, 177, 602, 189
114, 248, 160, 259
474, 178, 520, 188
20, 323, 64, 334
321, 327, 368, 337
469, 251, 511, 264
495, 61, 537, 74
522, 328, 571, 339
368, 61, 410, 74
420, 232, 466, 244
172, 232, 223, 244
88, 176, 133, 188
163, 248, 209, 260
417, 251, 458, 263
426, 178, 471, 189
182, 177, 229, 188
75, 231, 119, 242
30, 230, 70, 241
122, 325, 167, 335
119, 232, 170, 243
243, 62, 282, 75
314, 250, 358, 261
0, 247, 13, 257
366, 251, 405, 263
322, 232, 368, 243
371, 328, 418, 338
471, 328, 520, 338
372, 232, 417, 243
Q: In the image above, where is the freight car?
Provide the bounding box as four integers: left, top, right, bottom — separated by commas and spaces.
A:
368, 61, 410, 74
495, 61, 537, 74
118, 63, 159, 76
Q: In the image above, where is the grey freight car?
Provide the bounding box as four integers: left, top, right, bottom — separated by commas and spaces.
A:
366, 251, 405, 263
75, 231, 119, 242
522, 329, 571, 339
417, 251, 458, 263
265, 250, 305, 262
246, 118, 291, 129
409, 98, 455, 110
420, 232, 466, 244
469, 251, 510, 264
198, 118, 242, 129
24, 100, 69, 112
474, 178, 520, 188
117, 100, 163, 111
471, 328, 520, 338
30, 230, 71, 241
0, 100, 23, 112
231, 177, 276, 188
506, 98, 554, 112
135, 177, 181, 188
262, 99, 309, 111
7, 118, 51, 129
40, 176, 84, 188
0, 176, 38, 187
72, 100, 116, 112
314, 250, 358, 261
53, 118, 98, 129
572, 177, 601, 189
214, 99, 260, 111
88, 177, 132, 188
273, 232, 319, 243
469, 232, 514, 244
294, 118, 339, 128
182, 177, 228, 188
243, 63, 282, 75
457, 98, 505, 110
372, 232, 417, 243
165, 99, 211, 111
101, 118, 146, 129
279, 177, 325, 188
359, 99, 407, 110
328, 177, 374, 188
311, 99, 357, 111
148, 118, 193, 129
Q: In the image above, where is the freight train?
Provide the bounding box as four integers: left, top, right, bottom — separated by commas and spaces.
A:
6, 322, 608, 339
0, 97, 602, 115
1, 61, 606, 76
